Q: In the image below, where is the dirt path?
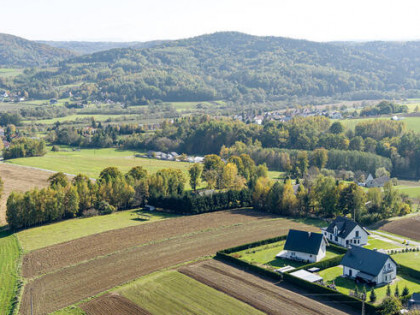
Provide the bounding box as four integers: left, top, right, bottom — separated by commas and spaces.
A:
80, 293, 151, 315
179, 260, 354, 315
20, 214, 318, 314
0, 163, 51, 226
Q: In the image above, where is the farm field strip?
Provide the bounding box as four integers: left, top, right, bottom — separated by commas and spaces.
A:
179, 260, 350, 315
22, 209, 276, 278
20, 215, 318, 314
115, 270, 263, 315
0, 231, 21, 315
80, 294, 151, 315
377, 214, 420, 241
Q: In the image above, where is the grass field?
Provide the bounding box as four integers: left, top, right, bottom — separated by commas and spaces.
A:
338, 116, 420, 133
234, 240, 338, 269
6, 148, 191, 178
24, 114, 140, 125
117, 270, 263, 315
319, 266, 420, 304
0, 230, 21, 315
0, 68, 23, 77
6, 147, 283, 185
364, 237, 404, 250
17, 209, 177, 252
392, 251, 420, 269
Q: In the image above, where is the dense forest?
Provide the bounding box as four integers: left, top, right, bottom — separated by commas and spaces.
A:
0, 33, 75, 67
2, 32, 420, 103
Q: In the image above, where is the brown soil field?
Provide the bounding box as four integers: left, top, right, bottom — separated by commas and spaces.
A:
22, 209, 279, 278
379, 214, 420, 241
80, 293, 151, 315
179, 260, 354, 315
20, 212, 319, 314
0, 163, 51, 225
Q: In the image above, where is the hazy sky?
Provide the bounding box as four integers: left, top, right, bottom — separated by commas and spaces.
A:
1, 0, 420, 42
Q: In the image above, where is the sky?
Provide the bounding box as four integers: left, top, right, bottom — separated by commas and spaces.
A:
1, 0, 420, 42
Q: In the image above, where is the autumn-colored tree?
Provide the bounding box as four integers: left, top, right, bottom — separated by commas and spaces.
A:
189, 163, 203, 192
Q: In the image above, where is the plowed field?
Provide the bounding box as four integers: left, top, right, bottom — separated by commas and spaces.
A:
80, 293, 151, 315
0, 163, 51, 225
20, 210, 318, 314
379, 215, 420, 241
179, 260, 352, 315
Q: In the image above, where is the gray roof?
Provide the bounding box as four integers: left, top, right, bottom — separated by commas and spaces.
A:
341, 246, 397, 277
326, 216, 366, 239
284, 230, 324, 255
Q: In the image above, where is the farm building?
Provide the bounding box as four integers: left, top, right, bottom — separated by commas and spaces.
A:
276, 229, 327, 263
323, 216, 369, 248
341, 246, 397, 286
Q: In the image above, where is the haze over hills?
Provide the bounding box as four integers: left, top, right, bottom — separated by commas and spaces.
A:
0, 33, 76, 67
36, 40, 169, 54
2, 32, 420, 103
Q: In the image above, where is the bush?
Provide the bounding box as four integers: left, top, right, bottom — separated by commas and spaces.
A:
82, 208, 99, 217
97, 201, 116, 215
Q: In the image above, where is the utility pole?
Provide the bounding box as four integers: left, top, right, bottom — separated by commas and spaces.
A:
30, 288, 33, 315
361, 295, 365, 315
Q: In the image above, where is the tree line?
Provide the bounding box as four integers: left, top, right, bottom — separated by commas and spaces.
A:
6, 153, 266, 229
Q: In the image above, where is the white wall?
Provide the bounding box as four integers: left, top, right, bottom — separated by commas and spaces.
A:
377, 258, 397, 284
323, 225, 368, 248
283, 250, 318, 263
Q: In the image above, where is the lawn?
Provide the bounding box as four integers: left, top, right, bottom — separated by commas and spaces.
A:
396, 185, 420, 199
117, 270, 263, 315
364, 237, 403, 250
338, 116, 420, 133
17, 209, 177, 252
234, 240, 338, 269
0, 230, 21, 315
0, 68, 23, 77
319, 266, 420, 304
6, 148, 192, 178
392, 251, 420, 270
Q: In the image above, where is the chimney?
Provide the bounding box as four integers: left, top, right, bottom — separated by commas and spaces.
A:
308, 232, 311, 238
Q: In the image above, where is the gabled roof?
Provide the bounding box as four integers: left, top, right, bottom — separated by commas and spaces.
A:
284, 230, 325, 255
325, 216, 368, 238
341, 246, 397, 277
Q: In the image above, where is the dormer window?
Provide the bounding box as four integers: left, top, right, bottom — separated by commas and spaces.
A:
334, 226, 338, 235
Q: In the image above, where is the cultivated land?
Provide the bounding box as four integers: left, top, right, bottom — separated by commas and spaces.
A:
179, 259, 353, 315
17, 210, 178, 252
378, 214, 420, 241
0, 163, 51, 226
0, 230, 21, 315
19, 210, 320, 314
319, 266, 420, 304
116, 270, 263, 315
80, 294, 150, 315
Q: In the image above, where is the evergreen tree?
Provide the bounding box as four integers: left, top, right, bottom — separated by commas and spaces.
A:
370, 288, 377, 303
386, 284, 391, 297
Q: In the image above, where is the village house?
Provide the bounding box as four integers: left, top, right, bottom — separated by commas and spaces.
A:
341, 246, 397, 286
323, 216, 369, 248
276, 229, 327, 263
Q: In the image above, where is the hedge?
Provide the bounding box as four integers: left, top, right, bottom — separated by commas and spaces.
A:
219, 235, 287, 254
217, 239, 378, 314
149, 189, 252, 214
397, 264, 420, 281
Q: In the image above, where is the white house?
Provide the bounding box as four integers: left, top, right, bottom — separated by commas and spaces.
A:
323, 216, 369, 248
277, 229, 327, 263
341, 246, 397, 286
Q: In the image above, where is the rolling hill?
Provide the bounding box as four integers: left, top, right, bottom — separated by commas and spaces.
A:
0, 33, 76, 67
2, 32, 420, 103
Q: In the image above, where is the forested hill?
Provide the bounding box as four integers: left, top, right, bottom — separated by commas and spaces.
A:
4, 32, 420, 103
36, 40, 169, 54
0, 33, 76, 67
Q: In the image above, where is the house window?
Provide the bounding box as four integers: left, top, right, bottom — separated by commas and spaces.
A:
355, 231, 359, 237
310, 255, 312, 258
349, 269, 352, 277
335, 236, 338, 242
329, 235, 332, 240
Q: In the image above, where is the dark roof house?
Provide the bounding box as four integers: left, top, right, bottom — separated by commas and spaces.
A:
325, 216, 361, 239
284, 230, 325, 255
